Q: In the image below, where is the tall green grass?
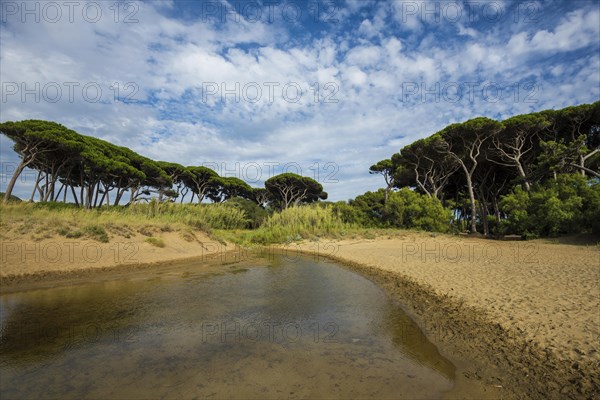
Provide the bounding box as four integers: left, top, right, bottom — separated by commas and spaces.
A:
1, 201, 368, 245
238, 205, 354, 244
116, 201, 249, 230
0, 201, 249, 240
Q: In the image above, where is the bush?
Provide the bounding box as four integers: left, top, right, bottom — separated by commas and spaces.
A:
145, 237, 165, 248
0, 192, 22, 202
249, 205, 351, 244
83, 224, 109, 242
344, 188, 452, 232
225, 197, 270, 228
500, 174, 599, 237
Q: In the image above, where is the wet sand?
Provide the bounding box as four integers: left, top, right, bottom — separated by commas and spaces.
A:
288, 233, 600, 399
2, 231, 599, 398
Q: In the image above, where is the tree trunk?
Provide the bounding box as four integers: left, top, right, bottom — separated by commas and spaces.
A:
480, 201, 489, 236
41, 174, 50, 202
129, 187, 138, 206
114, 188, 124, 206
37, 174, 45, 201
465, 174, 478, 233
93, 182, 101, 208
80, 175, 85, 207
517, 163, 531, 191
71, 185, 80, 207
105, 186, 111, 207
55, 183, 65, 200
3, 159, 27, 203
29, 171, 42, 202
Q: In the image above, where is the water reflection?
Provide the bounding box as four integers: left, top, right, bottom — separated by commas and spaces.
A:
1, 255, 456, 399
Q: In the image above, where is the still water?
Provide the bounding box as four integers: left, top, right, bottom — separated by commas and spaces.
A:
0, 254, 455, 399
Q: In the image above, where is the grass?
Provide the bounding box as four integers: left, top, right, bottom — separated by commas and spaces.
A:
0, 201, 248, 243
216, 205, 358, 245
1, 201, 416, 246
145, 237, 166, 248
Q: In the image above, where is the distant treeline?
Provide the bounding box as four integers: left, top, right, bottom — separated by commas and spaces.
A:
2, 101, 599, 239
364, 101, 600, 237
0, 120, 326, 209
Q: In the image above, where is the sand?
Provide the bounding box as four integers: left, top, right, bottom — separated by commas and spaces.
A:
1, 230, 599, 398
287, 233, 600, 398
0, 229, 237, 285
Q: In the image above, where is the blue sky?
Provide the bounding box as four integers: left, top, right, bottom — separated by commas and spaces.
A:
1, 0, 599, 201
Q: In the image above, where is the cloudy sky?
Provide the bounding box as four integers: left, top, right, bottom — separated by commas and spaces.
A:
1, 0, 599, 201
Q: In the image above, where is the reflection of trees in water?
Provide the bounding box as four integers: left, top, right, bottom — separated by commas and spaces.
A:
383, 306, 456, 380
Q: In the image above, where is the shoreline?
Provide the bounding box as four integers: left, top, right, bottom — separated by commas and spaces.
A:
1, 233, 598, 398
306, 250, 598, 399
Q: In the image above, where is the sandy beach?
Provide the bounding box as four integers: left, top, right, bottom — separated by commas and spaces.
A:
289, 233, 600, 398
1, 231, 598, 398
0, 229, 237, 286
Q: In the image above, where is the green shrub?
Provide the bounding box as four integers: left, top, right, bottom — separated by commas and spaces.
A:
344, 188, 452, 232
145, 237, 165, 248
83, 224, 109, 242
501, 174, 599, 237
249, 205, 351, 244
225, 197, 270, 228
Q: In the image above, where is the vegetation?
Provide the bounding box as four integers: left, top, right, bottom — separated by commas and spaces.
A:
0, 201, 249, 243
370, 101, 600, 237
264, 173, 327, 209
0, 121, 325, 210
217, 205, 354, 245
0, 192, 22, 202
145, 237, 166, 248
333, 189, 452, 232
1, 101, 598, 243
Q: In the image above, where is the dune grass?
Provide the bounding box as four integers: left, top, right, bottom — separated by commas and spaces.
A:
216, 205, 358, 245
145, 237, 166, 248
0, 201, 413, 245
0, 201, 248, 242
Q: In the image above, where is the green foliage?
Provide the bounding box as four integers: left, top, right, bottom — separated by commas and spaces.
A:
265, 173, 327, 209
123, 201, 249, 230
83, 224, 109, 242
247, 205, 351, 244
145, 237, 166, 248
501, 174, 599, 237
0, 192, 22, 202
225, 197, 270, 228
345, 189, 452, 232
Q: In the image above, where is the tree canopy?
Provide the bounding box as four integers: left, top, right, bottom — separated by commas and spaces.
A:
369, 101, 600, 236
265, 173, 327, 209
0, 120, 329, 209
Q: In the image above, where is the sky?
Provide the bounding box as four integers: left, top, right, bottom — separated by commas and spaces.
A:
1, 0, 599, 201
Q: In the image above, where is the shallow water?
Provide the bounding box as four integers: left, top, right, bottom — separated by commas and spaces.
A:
0, 254, 456, 399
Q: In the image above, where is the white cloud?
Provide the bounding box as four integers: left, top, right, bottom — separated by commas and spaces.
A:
1, 1, 599, 201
